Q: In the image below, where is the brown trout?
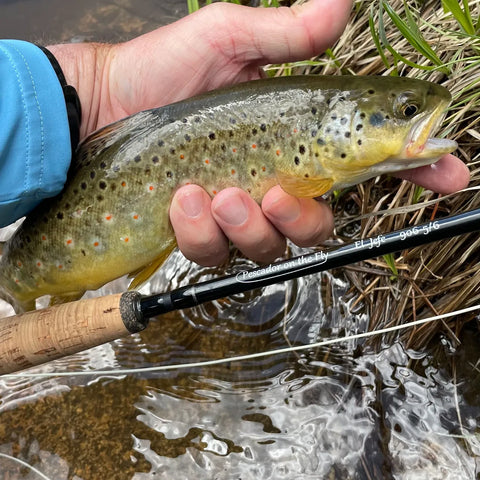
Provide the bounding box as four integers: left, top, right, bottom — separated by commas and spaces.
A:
0, 75, 457, 312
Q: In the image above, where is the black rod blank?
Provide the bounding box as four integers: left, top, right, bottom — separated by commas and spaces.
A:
139, 208, 480, 320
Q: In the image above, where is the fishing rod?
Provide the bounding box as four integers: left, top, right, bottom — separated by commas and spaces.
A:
1, 207, 480, 375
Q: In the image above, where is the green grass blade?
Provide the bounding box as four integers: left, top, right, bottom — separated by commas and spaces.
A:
383, 253, 399, 278
382, 1, 449, 73
442, 0, 475, 35
369, 6, 392, 70
187, 0, 200, 14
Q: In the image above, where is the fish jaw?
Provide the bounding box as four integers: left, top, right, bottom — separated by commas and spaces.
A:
401, 103, 457, 161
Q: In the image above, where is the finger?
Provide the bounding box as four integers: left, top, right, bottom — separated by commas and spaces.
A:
262, 186, 334, 248
198, 0, 353, 66
211, 188, 286, 263
169, 185, 229, 266
396, 154, 470, 194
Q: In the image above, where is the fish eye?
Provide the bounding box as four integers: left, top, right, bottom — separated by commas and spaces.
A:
402, 103, 419, 117
395, 91, 422, 119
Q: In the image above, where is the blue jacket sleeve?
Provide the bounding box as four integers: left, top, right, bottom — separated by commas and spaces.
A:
0, 40, 72, 227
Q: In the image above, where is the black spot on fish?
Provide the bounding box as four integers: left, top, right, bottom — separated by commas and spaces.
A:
182, 118, 188, 124
166, 171, 173, 178
345, 132, 351, 138
299, 145, 306, 155
73, 189, 79, 195
360, 113, 366, 119
97, 195, 104, 202
100, 161, 107, 169
294, 156, 300, 165
326, 127, 332, 134
369, 112, 385, 127
311, 107, 317, 115
111, 183, 117, 191
311, 130, 317, 137
170, 148, 176, 155
81, 182, 87, 190
341, 153, 347, 159
331, 114, 337, 120
195, 116, 201, 123
134, 155, 142, 163
280, 112, 285, 117
64, 203, 70, 210
260, 123, 267, 132
144, 167, 151, 175
113, 165, 120, 173
57, 212, 64, 220
158, 140, 165, 147
152, 156, 159, 164
317, 138, 326, 146
208, 132, 216, 141
229, 118, 236, 125
357, 140, 363, 145
229, 131, 235, 138
356, 124, 363, 131
368, 89, 375, 95
81, 249, 86, 256
185, 134, 191, 142
252, 128, 257, 135
26, 236, 31, 243
304, 173, 310, 179
341, 117, 348, 125
90, 171, 96, 179
251, 169, 257, 177
99, 181, 107, 190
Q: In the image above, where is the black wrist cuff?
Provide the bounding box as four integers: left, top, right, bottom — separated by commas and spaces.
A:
37, 45, 82, 154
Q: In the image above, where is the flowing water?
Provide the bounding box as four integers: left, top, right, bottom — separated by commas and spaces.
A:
1, 1, 480, 479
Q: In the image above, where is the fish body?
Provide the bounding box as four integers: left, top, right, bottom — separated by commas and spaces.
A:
0, 75, 456, 312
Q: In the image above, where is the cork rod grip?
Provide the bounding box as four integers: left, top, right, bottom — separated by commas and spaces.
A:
0, 292, 145, 375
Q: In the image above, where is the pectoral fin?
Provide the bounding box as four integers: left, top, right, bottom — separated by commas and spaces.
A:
276, 171, 334, 198
49, 292, 85, 307
128, 240, 176, 291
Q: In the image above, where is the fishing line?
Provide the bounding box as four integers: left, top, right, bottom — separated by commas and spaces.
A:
4, 304, 480, 380
0, 452, 54, 480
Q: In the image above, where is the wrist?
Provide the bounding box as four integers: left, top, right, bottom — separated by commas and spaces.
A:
46, 42, 110, 140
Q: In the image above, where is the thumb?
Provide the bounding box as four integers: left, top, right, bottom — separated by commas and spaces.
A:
194, 0, 353, 65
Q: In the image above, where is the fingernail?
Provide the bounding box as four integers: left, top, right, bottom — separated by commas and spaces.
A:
178, 189, 204, 218
265, 196, 301, 223
214, 192, 248, 226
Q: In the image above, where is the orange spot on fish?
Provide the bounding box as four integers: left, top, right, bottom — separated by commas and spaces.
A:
37, 261, 42, 267
121, 181, 126, 187
252, 144, 257, 149
58, 265, 63, 270
93, 241, 100, 247
17, 261, 22, 267
293, 128, 298, 133
105, 215, 112, 221
41, 235, 47, 241
15, 278, 19, 284
149, 185, 154, 191
66, 239, 73, 246
276, 149, 281, 156
212, 190, 217, 195
122, 237, 130, 243
232, 148, 237, 153
133, 214, 139, 220
205, 159, 210, 164
262, 166, 266, 172
231, 169, 236, 175
180, 154, 185, 160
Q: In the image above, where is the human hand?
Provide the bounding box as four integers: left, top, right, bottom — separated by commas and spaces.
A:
48, 0, 469, 266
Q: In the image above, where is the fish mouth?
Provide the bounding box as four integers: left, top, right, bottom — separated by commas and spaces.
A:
399, 103, 457, 164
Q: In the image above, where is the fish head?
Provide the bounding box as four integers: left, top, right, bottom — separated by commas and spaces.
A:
315, 77, 457, 189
